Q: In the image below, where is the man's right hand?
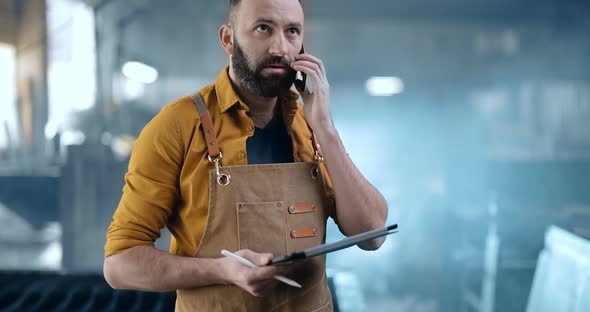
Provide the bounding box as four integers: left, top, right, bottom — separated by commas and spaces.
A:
217, 249, 296, 297
103, 246, 300, 294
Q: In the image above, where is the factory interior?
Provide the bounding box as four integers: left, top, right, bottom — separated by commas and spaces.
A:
0, 0, 589, 311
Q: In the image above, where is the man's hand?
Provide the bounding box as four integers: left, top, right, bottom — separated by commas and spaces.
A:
218, 249, 296, 297
290, 54, 334, 133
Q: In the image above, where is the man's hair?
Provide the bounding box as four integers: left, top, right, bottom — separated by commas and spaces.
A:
228, 0, 242, 24
229, 0, 241, 11
228, 0, 300, 23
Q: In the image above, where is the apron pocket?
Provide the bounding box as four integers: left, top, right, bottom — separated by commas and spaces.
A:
236, 201, 287, 257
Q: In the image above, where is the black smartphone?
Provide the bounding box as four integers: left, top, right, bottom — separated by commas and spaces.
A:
294, 46, 306, 93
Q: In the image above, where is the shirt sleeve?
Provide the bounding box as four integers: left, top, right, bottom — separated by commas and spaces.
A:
104, 105, 185, 257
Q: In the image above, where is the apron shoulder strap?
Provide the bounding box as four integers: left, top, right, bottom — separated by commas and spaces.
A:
190, 92, 321, 163
310, 131, 324, 162
191, 93, 208, 117
190, 93, 222, 161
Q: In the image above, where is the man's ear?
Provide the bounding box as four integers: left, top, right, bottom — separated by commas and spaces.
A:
219, 24, 234, 55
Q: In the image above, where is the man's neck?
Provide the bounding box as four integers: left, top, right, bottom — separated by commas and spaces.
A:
229, 66, 278, 129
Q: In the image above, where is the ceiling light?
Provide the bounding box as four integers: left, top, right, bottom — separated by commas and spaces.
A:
122, 61, 158, 84
366, 76, 404, 96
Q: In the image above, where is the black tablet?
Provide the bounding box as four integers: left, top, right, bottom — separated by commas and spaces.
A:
270, 224, 398, 265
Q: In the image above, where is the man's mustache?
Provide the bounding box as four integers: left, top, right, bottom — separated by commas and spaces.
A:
256, 56, 293, 72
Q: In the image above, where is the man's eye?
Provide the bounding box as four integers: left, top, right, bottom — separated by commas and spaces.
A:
288, 28, 300, 35
256, 25, 269, 32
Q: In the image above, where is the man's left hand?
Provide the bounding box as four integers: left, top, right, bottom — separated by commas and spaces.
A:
290, 54, 333, 133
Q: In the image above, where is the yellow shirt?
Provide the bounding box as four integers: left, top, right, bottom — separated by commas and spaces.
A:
105, 67, 334, 257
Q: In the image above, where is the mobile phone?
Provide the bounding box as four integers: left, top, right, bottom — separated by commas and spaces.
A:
294, 46, 307, 93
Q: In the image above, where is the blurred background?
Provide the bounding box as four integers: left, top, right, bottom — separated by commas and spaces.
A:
1, 0, 590, 311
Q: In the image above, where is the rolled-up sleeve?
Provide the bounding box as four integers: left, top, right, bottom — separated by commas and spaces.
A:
105, 105, 184, 257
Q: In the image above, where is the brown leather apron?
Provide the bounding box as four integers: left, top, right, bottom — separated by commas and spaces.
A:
175, 94, 333, 311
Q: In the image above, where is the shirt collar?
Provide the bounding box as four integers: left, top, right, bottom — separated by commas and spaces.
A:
214, 66, 245, 113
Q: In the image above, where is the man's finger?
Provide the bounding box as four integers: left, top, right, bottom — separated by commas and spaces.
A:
294, 54, 326, 75
291, 62, 323, 89
237, 249, 273, 266
291, 60, 322, 78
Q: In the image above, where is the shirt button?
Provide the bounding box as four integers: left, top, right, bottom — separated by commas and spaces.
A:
238, 151, 245, 159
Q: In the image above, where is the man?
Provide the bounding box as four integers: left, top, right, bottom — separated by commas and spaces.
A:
103, 0, 388, 310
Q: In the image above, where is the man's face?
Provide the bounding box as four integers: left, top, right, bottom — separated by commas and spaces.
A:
231, 37, 297, 97
229, 0, 304, 97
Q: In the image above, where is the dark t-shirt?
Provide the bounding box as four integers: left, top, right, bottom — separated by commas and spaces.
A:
246, 113, 294, 164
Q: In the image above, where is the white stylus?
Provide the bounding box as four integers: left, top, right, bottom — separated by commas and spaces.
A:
221, 249, 302, 288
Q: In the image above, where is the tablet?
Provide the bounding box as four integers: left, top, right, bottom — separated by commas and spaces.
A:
270, 224, 398, 265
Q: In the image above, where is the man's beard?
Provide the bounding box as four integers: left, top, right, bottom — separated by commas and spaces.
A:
231, 39, 297, 97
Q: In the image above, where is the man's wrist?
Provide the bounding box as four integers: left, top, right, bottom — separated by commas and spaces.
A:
313, 120, 338, 145
209, 257, 232, 285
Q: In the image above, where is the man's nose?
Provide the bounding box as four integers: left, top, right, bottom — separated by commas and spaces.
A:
269, 33, 289, 57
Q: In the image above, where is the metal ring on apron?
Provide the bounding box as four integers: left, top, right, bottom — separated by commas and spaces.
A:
217, 172, 231, 186
311, 166, 319, 180
209, 153, 231, 186
311, 150, 324, 180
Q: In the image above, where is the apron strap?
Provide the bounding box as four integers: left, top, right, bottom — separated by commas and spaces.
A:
191, 92, 323, 164
305, 121, 323, 163
191, 93, 222, 161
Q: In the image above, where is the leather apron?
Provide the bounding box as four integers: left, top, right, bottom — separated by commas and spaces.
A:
175, 94, 334, 311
